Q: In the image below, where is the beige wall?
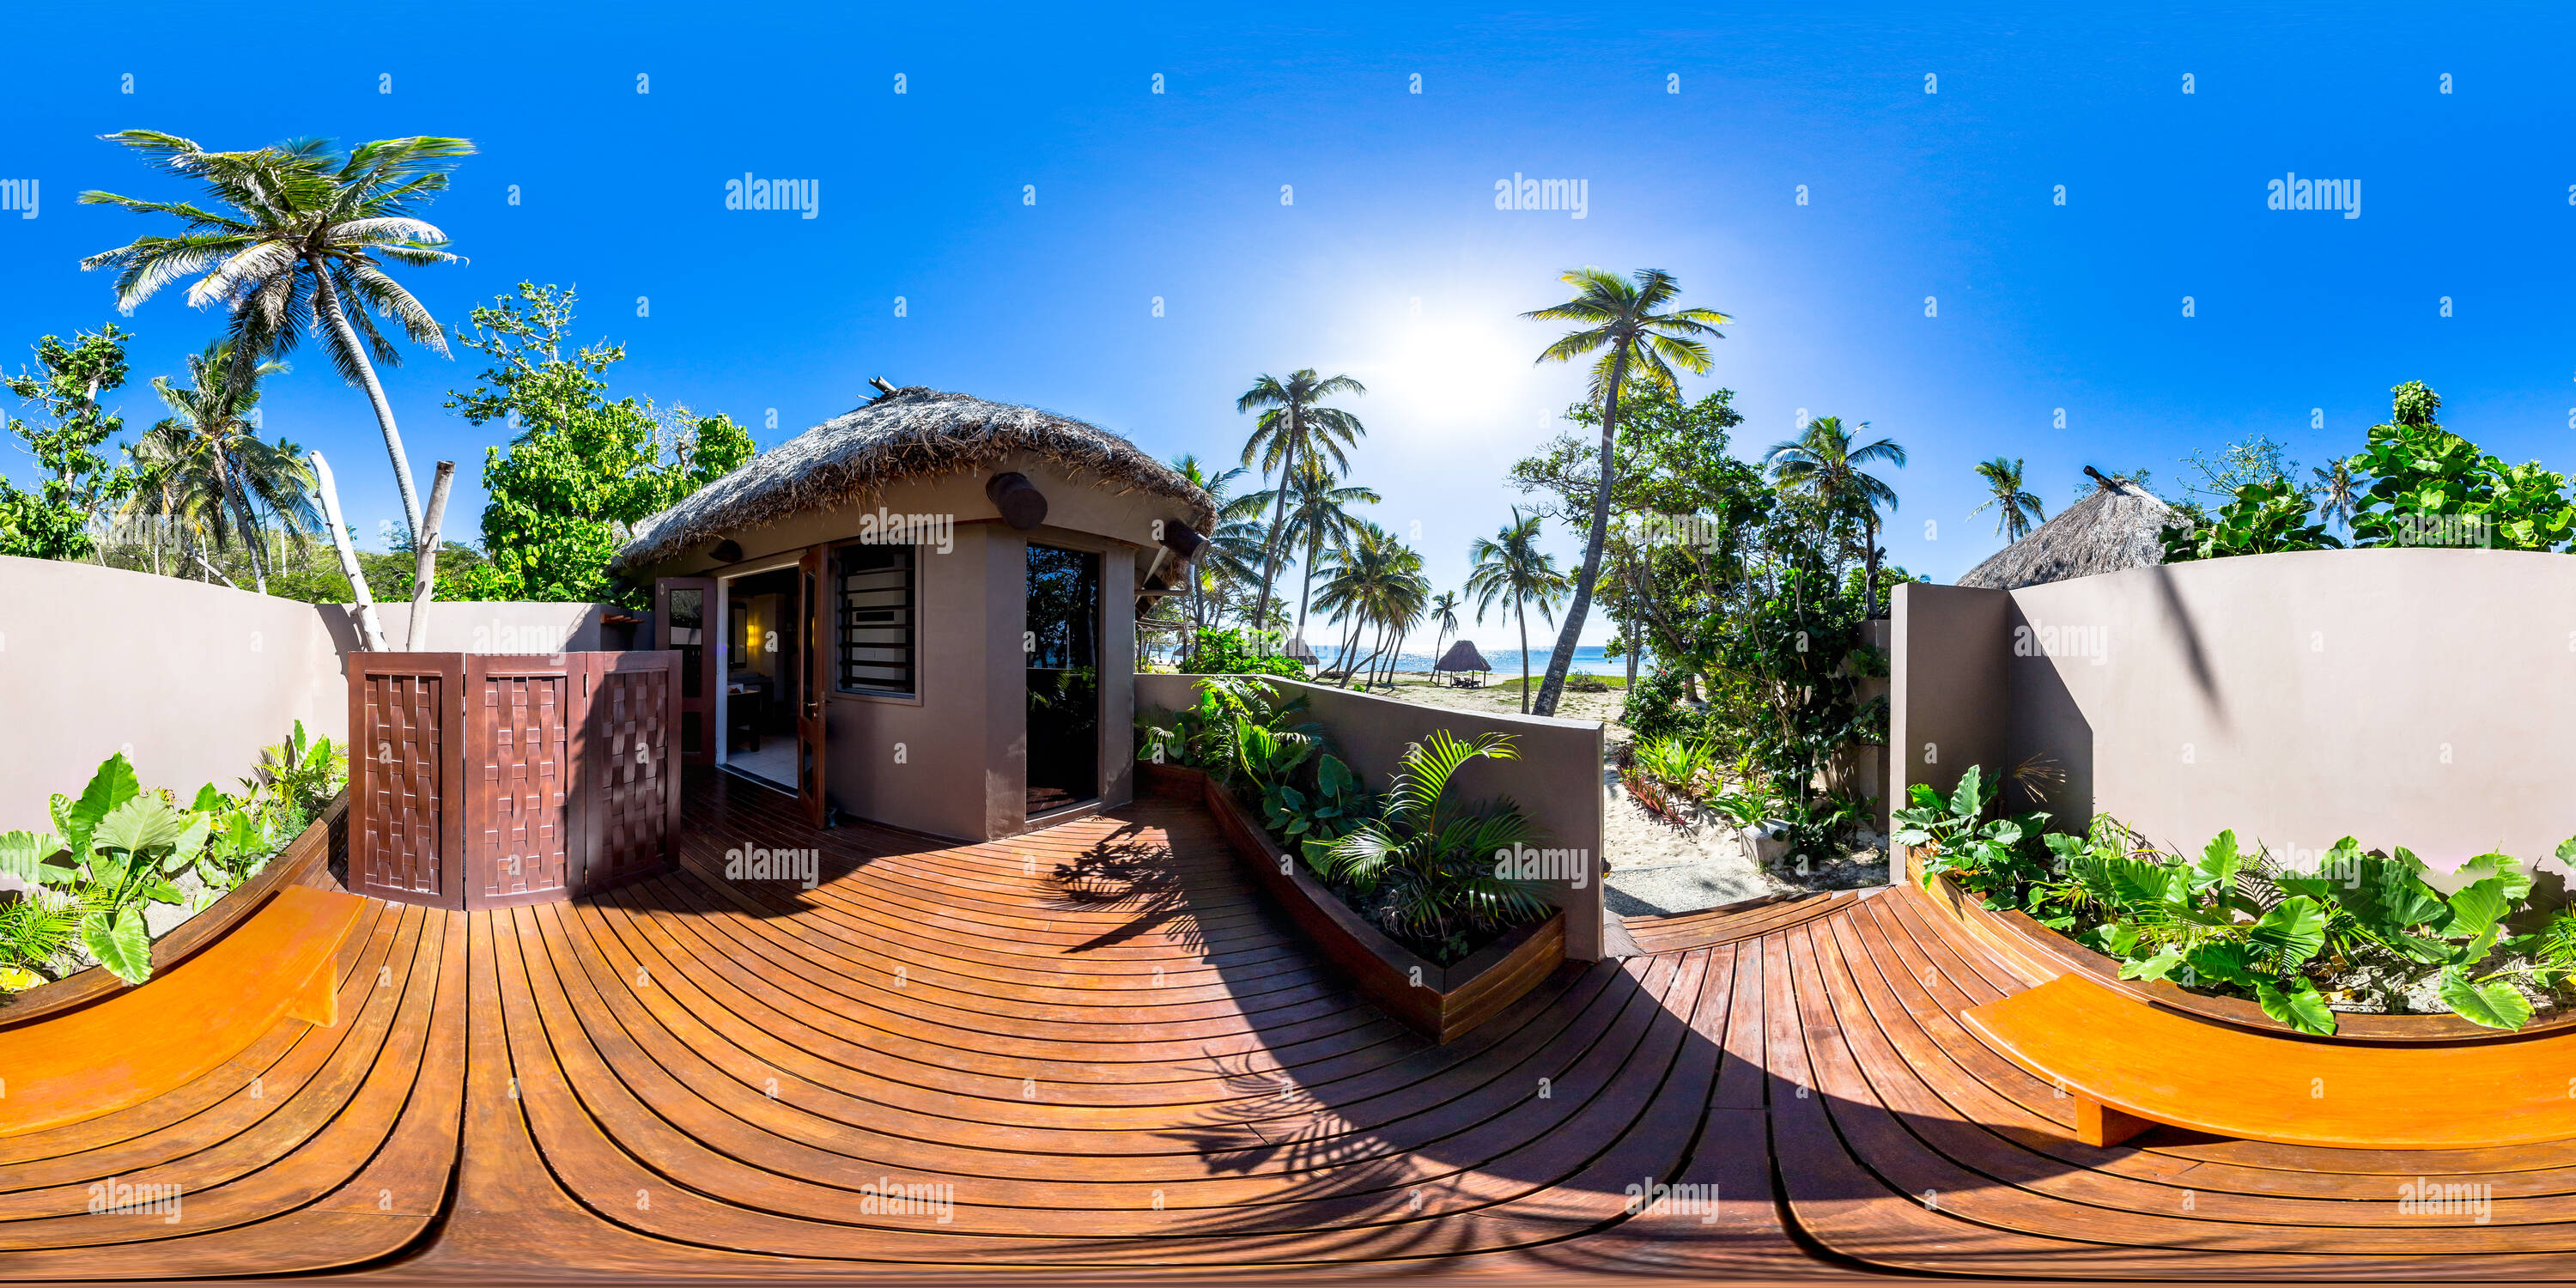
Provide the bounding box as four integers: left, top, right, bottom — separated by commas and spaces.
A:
0, 556, 623, 832
1893, 550, 2576, 875
1138, 673, 1609, 962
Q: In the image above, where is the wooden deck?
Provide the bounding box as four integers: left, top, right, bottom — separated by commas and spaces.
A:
0, 770, 2555, 1281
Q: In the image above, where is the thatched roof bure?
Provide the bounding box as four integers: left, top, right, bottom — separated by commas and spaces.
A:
611, 387, 1217, 574
1956, 476, 2173, 590
1432, 640, 1493, 672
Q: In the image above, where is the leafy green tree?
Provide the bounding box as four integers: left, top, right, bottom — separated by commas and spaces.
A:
124, 340, 317, 592
440, 284, 754, 605
1764, 415, 1905, 616
2309, 456, 2365, 532
2348, 381, 2573, 551
2161, 481, 2342, 562
1236, 370, 1367, 632
2180, 434, 2300, 506
1166, 454, 1270, 665
81, 131, 475, 550
0, 325, 134, 561
1248, 463, 1379, 647
1312, 520, 1428, 688
1522, 268, 1730, 717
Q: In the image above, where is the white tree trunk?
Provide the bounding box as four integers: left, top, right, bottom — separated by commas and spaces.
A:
311, 452, 389, 652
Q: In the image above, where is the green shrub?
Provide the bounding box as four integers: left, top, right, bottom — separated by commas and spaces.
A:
1185, 628, 1309, 677
1327, 731, 1551, 963
1620, 668, 1694, 743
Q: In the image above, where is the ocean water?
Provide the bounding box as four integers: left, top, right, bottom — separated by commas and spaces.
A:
1309, 642, 1632, 677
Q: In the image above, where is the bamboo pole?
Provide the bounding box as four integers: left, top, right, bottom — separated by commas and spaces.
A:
309, 451, 389, 652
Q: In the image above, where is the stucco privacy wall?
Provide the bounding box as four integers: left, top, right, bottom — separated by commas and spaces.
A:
0, 556, 623, 831
1137, 673, 1608, 962
1892, 550, 2576, 877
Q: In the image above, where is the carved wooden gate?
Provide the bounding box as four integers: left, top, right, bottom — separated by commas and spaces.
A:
349, 651, 680, 910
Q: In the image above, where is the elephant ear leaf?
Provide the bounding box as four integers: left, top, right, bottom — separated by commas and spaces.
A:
2446, 878, 2511, 944
2255, 980, 2337, 1036
2457, 853, 2532, 904
92, 796, 186, 857
62, 753, 141, 856
85, 908, 154, 986
2117, 945, 2186, 983
2248, 896, 2328, 968
2191, 829, 2240, 894
2439, 967, 2534, 1030
1946, 765, 1988, 821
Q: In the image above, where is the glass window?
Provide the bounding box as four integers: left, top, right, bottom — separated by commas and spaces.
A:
836, 544, 915, 695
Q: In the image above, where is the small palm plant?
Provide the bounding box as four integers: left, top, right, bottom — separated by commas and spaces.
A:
1327, 731, 1552, 962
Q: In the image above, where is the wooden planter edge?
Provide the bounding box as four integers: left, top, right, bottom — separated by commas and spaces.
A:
0, 790, 349, 1030
1139, 762, 1564, 1043
1904, 841, 2576, 1045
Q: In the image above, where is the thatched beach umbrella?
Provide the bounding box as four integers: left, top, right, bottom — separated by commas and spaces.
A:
1957, 470, 2173, 590
612, 386, 1217, 574
1431, 640, 1492, 686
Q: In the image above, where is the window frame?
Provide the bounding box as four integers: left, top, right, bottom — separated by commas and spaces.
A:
831, 540, 919, 699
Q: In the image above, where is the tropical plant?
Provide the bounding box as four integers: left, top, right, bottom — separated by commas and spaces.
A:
1631, 733, 1720, 793
1765, 415, 1906, 616
1236, 370, 1367, 632
1139, 677, 1370, 867
1426, 590, 1463, 661
440, 284, 755, 605
1178, 627, 1306, 677
241, 720, 347, 825
1327, 731, 1552, 963
0, 754, 209, 984
1619, 667, 1697, 743
2160, 479, 2342, 562
1971, 456, 2045, 543
81, 131, 477, 554
1169, 454, 1271, 661
1465, 508, 1570, 714
0, 893, 82, 991
0, 325, 134, 562
1522, 268, 1730, 717
1893, 765, 2053, 908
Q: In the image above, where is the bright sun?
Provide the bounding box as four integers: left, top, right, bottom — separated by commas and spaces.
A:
1376, 321, 1527, 423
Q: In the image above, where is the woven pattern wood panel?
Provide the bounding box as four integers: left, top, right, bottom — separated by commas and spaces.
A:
359, 672, 445, 898
589, 666, 672, 889
475, 671, 569, 901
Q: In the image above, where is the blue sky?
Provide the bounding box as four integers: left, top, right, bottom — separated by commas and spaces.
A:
3, 2, 2571, 643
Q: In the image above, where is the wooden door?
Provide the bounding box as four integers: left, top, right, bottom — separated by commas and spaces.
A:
461, 654, 575, 908
346, 653, 464, 909
578, 651, 682, 893
654, 577, 717, 765
796, 544, 830, 828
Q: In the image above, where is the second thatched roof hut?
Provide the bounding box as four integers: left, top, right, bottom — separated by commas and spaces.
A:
1957, 474, 2174, 590
1432, 640, 1493, 675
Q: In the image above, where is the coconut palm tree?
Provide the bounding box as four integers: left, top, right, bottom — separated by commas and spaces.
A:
2311, 456, 2365, 532
1427, 589, 1463, 661
1971, 456, 2046, 544
1314, 522, 1428, 689
139, 340, 317, 593
80, 131, 475, 550
1522, 268, 1728, 717
1765, 416, 1906, 615
1249, 463, 1381, 650
1464, 509, 1571, 714
1236, 369, 1367, 639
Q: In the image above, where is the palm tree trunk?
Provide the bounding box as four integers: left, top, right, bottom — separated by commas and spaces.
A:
1250, 437, 1296, 635
1293, 532, 1320, 647
1515, 598, 1532, 714
307, 255, 425, 548
1863, 510, 1881, 618
1533, 343, 1628, 718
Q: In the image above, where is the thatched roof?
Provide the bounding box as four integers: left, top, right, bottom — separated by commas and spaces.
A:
1957, 474, 2172, 590
611, 387, 1217, 574
1432, 640, 1492, 672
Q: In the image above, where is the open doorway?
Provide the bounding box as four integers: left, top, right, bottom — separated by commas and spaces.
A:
720, 563, 802, 791
1026, 544, 1100, 816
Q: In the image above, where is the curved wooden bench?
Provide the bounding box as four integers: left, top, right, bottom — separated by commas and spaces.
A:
0, 884, 363, 1138
1963, 971, 2576, 1149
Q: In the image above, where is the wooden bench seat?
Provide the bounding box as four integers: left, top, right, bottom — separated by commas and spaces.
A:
0, 884, 364, 1138
1961, 972, 2576, 1149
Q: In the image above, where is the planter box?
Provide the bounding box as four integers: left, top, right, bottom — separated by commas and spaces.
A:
1903, 843, 2576, 1045
0, 791, 347, 1029
1141, 762, 1565, 1043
